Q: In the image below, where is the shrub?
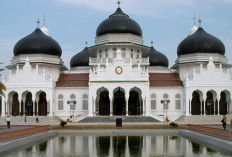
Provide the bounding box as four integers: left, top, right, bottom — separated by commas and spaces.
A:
60, 120, 67, 127
169, 122, 178, 127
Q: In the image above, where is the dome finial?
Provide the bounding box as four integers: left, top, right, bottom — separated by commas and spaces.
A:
117, 0, 121, 8
151, 40, 154, 47
198, 18, 202, 27
85, 41, 88, 47
43, 15, 46, 27
37, 19, 40, 28
193, 13, 196, 25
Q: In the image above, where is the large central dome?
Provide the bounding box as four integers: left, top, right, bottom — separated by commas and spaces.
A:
96, 7, 142, 37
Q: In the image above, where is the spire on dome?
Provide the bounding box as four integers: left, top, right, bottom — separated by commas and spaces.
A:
193, 13, 196, 25
85, 41, 88, 47
151, 40, 154, 47
189, 13, 198, 36
37, 19, 40, 28
198, 18, 202, 27
43, 15, 46, 26
117, 0, 121, 8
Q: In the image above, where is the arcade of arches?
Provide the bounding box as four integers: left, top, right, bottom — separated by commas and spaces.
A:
7, 91, 48, 116
97, 88, 144, 116
191, 90, 230, 115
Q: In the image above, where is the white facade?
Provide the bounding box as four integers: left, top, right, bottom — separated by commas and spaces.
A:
1, 5, 232, 122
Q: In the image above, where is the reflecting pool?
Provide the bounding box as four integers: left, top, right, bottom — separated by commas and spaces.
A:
4, 134, 231, 157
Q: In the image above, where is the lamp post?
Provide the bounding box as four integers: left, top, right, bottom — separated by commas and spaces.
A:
67, 100, 76, 125
161, 99, 170, 123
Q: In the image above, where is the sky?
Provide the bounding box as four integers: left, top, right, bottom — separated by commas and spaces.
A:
0, 0, 232, 78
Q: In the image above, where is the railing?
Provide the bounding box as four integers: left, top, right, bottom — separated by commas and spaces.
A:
89, 57, 149, 65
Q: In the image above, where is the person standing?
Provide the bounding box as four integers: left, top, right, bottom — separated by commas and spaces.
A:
24, 114, 27, 122
222, 115, 227, 130
6, 116, 11, 129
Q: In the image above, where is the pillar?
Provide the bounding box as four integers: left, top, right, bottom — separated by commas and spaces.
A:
189, 99, 191, 115
93, 98, 96, 116
110, 98, 113, 116
19, 98, 22, 115
217, 96, 220, 115
1, 97, 5, 117
126, 98, 128, 116
143, 98, 145, 116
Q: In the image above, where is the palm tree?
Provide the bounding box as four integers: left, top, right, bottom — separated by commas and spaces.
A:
0, 63, 6, 97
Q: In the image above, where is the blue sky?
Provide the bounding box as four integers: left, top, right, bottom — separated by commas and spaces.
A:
0, 0, 232, 77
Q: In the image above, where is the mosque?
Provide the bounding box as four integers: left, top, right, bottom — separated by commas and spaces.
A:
1, 1, 232, 122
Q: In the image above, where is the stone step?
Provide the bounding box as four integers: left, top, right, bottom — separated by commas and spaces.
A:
78, 116, 160, 123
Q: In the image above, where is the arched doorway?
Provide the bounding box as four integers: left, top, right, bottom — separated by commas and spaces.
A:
25, 92, 33, 116
113, 88, 125, 115
129, 90, 141, 115
99, 90, 110, 115
219, 91, 227, 115
12, 92, 19, 116
38, 92, 47, 116
206, 91, 214, 115
191, 91, 201, 115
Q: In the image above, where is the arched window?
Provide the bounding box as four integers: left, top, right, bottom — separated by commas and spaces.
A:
58, 94, 64, 110
131, 53, 133, 58
113, 48, 117, 51
122, 48, 126, 51
70, 94, 76, 110
163, 93, 169, 110
82, 94, 88, 110
151, 94, 156, 110
175, 94, 181, 110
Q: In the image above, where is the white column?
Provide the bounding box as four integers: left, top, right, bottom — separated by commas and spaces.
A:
32, 95, 35, 116
93, 98, 96, 116
19, 99, 22, 115
126, 98, 128, 116
217, 96, 220, 115
1, 97, 5, 117
143, 98, 145, 116
203, 98, 205, 115
110, 98, 113, 116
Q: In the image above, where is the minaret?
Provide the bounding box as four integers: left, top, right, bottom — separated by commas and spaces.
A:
117, 0, 121, 8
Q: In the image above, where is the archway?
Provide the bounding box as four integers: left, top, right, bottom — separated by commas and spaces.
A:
191, 91, 201, 115
99, 90, 110, 115
25, 92, 33, 116
12, 92, 19, 116
38, 92, 47, 116
113, 88, 125, 115
206, 91, 214, 115
128, 90, 141, 115
219, 91, 227, 115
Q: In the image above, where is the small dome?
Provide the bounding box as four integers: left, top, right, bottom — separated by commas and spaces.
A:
96, 7, 142, 37
70, 47, 96, 68
189, 25, 198, 36
177, 27, 225, 56
41, 26, 50, 36
14, 28, 62, 57
143, 46, 169, 67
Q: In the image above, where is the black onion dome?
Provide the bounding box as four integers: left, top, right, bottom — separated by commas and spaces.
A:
14, 28, 62, 57
177, 27, 225, 56
70, 47, 96, 68
96, 7, 142, 36
143, 46, 169, 67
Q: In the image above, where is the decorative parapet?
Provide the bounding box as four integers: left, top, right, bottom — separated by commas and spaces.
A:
89, 57, 149, 66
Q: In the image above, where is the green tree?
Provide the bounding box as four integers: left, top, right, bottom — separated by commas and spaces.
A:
0, 63, 6, 97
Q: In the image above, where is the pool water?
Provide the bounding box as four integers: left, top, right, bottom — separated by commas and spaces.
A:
4, 134, 231, 157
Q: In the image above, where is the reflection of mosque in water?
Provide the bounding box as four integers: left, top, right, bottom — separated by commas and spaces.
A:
11, 135, 227, 156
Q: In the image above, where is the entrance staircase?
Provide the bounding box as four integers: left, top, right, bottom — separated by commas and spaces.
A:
175, 115, 232, 124
78, 116, 160, 123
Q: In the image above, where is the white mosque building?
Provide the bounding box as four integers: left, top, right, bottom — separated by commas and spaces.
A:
1, 1, 232, 122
